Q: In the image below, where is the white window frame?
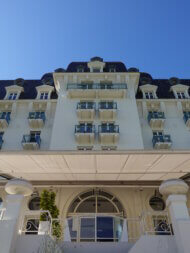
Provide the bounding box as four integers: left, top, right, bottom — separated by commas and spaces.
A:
176, 92, 186, 99
39, 92, 49, 100
144, 91, 155, 99
8, 93, 18, 100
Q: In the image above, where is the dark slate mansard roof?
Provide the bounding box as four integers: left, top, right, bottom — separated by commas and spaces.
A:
136, 72, 190, 99
0, 73, 58, 100
0, 62, 190, 100
66, 61, 128, 72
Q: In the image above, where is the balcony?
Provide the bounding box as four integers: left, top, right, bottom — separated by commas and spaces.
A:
28, 112, 46, 128
76, 102, 96, 122
152, 135, 172, 149
67, 83, 97, 99
22, 134, 41, 150
0, 112, 10, 129
96, 83, 127, 99
99, 102, 117, 122
75, 124, 95, 145
98, 124, 119, 145
148, 112, 165, 129
183, 112, 190, 127
0, 136, 3, 150
67, 83, 127, 99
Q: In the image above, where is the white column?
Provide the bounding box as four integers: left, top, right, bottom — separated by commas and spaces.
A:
0, 179, 33, 253
159, 179, 190, 253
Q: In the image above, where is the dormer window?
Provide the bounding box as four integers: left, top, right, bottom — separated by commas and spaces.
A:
8, 93, 18, 100
36, 84, 54, 100
145, 92, 154, 99
4, 85, 23, 100
139, 84, 158, 99
77, 66, 84, 73
87, 57, 105, 73
40, 92, 48, 100
93, 68, 100, 73
176, 92, 186, 99
109, 66, 116, 72
170, 84, 189, 99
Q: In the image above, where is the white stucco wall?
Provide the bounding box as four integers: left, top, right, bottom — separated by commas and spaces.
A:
0, 100, 57, 151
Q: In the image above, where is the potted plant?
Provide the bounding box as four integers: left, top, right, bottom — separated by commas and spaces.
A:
39, 190, 62, 239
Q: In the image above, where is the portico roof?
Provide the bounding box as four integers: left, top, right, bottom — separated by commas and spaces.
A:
0, 151, 189, 186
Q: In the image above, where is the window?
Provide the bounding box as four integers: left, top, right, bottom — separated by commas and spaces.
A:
149, 196, 165, 211
99, 101, 116, 109
28, 197, 40, 210
68, 190, 124, 215
153, 131, 163, 137
8, 93, 17, 100
77, 66, 84, 73
30, 131, 41, 142
0, 112, 11, 119
109, 67, 116, 72
40, 92, 48, 100
93, 68, 100, 73
145, 92, 154, 99
75, 123, 94, 133
176, 92, 186, 99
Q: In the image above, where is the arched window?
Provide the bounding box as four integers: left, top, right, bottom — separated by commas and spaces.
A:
149, 196, 165, 211
28, 197, 41, 210
68, 189, 124, 216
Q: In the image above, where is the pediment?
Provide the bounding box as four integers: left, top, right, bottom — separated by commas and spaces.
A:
140, 84, 158, 92
170, 84, 189, 92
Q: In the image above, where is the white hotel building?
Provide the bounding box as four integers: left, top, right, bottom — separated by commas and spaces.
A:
0, 57, 190, 252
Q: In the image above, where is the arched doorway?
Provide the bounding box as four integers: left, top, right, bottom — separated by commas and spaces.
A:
67, 189, 125, 242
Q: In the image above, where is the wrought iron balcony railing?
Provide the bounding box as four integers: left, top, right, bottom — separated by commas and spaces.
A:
98, 125, 119, 133
67, 83, 127, 90
75, 125, 95, 134
28, 112, 46, 122
0, 112, 11, 125
98, 102, 117, 110
77, 102, 96, 110
183, 112, 190, 124
152, 135, 171, 148
148, 112, 165, 123
22, 135, 41, 146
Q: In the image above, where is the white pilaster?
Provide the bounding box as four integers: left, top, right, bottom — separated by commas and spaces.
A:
159, 179, 190, 253
0, 179, 33, 253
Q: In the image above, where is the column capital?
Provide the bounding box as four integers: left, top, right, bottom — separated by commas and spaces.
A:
5, 178, 33, 196
159, 179, 189, 196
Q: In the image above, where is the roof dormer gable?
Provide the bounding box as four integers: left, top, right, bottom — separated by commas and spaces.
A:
4, 85, 24, 100
87, 57, 105, 73
140, 84, 158, 93
36, 84, 54, 99
170, 84, 189, 99
139, 84, 158, 99
170, 84, 189, 92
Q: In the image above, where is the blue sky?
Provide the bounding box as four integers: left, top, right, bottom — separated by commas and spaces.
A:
0, 0, 189, 79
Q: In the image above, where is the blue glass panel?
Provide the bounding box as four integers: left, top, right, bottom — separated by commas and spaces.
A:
97, 217, 113, 240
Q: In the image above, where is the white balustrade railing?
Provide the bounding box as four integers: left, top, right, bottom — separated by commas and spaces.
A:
20, 210, 52, 235
20, 210, 173, 242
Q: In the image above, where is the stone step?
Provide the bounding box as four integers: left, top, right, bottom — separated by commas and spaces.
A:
59, 242, 134, 253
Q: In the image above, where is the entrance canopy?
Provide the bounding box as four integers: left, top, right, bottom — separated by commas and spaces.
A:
0, 151, 189, 185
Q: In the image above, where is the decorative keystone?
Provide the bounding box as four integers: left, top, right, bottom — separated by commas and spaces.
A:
5, 178, 33, 196
159, 179, 189, 196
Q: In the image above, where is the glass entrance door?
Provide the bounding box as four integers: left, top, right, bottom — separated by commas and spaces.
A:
97, 217, 113, 242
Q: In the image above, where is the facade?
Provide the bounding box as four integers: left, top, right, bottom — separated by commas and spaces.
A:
0, 57, 190, 252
